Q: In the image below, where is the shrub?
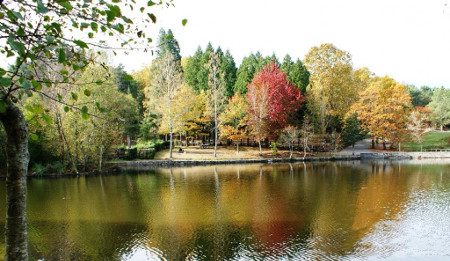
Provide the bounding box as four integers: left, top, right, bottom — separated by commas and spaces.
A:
139, 148, 156, 159
31, 163, 46, 176
124, 148, 138, 160
270, 141, 278, 155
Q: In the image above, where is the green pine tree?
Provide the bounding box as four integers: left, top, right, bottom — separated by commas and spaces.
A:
342, 113, 366, 147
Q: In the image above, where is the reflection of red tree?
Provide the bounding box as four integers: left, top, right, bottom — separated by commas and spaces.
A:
249, 170, 306, 256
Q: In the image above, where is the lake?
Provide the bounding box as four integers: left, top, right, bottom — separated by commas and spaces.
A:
0, 160, 449, 260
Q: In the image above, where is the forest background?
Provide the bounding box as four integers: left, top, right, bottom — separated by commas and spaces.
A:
1, 28, 449, 175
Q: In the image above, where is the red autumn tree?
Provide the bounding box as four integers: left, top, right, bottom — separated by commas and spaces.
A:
247, 62, 303, 154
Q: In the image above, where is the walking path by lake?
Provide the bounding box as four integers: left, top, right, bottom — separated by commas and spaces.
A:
337, 138, 374, 155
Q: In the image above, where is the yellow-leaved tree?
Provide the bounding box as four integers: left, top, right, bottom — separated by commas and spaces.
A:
304, 44, 356, 134
350, 76, 412, 150
145, 52, 183, 158
219, 93, 249, 152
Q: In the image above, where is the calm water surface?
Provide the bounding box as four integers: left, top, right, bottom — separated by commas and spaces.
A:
0, 160, 449, 260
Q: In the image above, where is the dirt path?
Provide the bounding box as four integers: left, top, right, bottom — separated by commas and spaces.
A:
337, 138, 374, 155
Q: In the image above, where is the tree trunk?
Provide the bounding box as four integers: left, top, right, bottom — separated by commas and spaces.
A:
127, 135, 131, 150
0, 100, 29, 261
289, 142, 293, 159
258, 139, 263, 156
214, 97, 218, 158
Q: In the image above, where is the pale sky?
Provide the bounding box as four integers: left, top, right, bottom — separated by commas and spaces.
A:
111, 0, 450, 88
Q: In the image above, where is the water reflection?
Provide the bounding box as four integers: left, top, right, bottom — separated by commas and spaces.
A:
0, 161, 449, 260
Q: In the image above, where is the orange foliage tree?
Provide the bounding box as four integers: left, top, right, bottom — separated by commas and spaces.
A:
219, 93, 249, 146
350, 76, 412, 149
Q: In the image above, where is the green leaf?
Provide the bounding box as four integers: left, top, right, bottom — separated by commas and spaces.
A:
90, 22, 98, 32
43, 78, 52, 87
31, 80, 42, 91
81, 106, 89, 119
88, 32, 94, 38
57, 1, 73, 11
147, 1, 155, 6
30, 133, 39, 141
140, 7, 145, 13
108, 5, 122, 17
148, 13, 156, 23
0, 101, 6, 113
122, 16, 133, 24
64, 106, 70, 113
182, 18, 188, 26
17, 27, 25, 36
51, 22, 62, 33
0, 77, 12, 87
73, 40, 89, 49
58, 48, 65, 63
71, 92, 78, 101
60, 69, 69, 75
80, 22, 89, 30
45, 35, 55, 43
111, 23, 124, 33
37, 0, 49, 13
7, 38, 25, 55
57, 93, 63, 101
7, 10, 24, 20
84, 89, 91, 96
106, 10, 115, 22
41, 113, 53, 124
22, 79, 31, 90
95, 80, 103, 85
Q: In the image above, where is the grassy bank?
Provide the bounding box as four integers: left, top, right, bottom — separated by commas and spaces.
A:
402, 132, 450, 152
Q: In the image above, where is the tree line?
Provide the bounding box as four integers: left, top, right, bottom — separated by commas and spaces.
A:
133, 30, 449, 158
2, 29, 449, 172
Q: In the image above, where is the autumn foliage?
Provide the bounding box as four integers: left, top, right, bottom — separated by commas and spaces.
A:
350, 76, 412, 146
247, 62, 303, 141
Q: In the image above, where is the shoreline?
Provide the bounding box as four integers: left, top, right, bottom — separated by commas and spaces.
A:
108, 155, 361, 171
2, 151, 449, 179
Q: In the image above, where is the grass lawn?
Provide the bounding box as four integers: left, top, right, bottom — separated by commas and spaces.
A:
402, 132, 450, 152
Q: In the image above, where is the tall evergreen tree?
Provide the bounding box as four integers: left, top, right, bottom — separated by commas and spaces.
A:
157, 28, 181, 62
220, 50, 237, 98
234, 52, 277, 95
234, 54, 258, 95
184, 47, 205, 93
113, 64, 139, 98
280, 55, 310, 95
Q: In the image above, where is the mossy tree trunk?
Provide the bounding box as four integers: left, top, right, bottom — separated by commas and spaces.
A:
0, 99, 29, 261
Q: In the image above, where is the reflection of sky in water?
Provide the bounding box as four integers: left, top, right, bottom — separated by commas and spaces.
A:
351, 189, 450, 260
123, 245, 167, 261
